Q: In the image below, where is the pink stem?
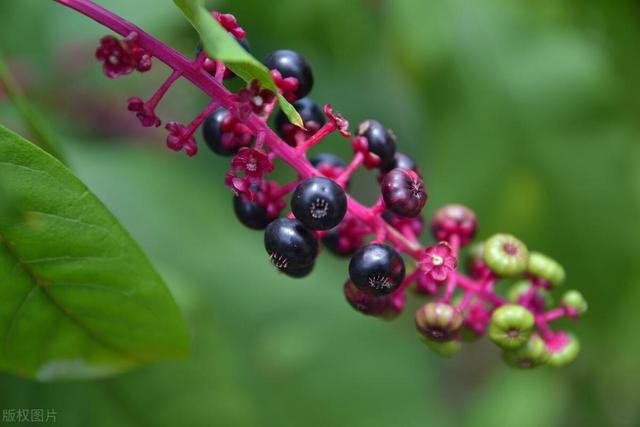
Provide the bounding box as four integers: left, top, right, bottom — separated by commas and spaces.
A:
336, 151, 363, 186
147, 69, 182, 109
539, 307, 568, 323
185, 101, 220, 135
297, 121, 337, 153
213, 60, 226, 82
455, 273, 505, 306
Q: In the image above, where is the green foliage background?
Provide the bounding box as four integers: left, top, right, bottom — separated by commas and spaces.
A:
1, 0, 639, 425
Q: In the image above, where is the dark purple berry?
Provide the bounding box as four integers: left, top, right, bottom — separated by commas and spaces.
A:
202, 108, 233, 156
291, 177, 347, 230
263, 49, 313, 99
383, 152, 420, 175
309, 153, 346, 169
282, 263, 314, 278
356, 120, 396, 170
233, 195, 271, 230
348, 244, 405, 295
264, 218, 318, 271
275, 97, 325, 138
381, 168, 427, 218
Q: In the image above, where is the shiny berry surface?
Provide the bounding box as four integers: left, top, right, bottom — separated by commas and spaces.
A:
202, 108, 234, 155
275, 97, 325, 137
356, 119, 396, 170
263, 49, 313, 99
233, 195, 271, 230
264, 218, 318, 271
291, 177, 347, 230
381, 168, 427, 218
348, 244, 405, 295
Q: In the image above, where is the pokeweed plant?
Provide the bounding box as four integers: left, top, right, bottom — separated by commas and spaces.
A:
0, 0, 586, 381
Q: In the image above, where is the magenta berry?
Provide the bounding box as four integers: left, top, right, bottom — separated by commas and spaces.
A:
263, 49, 313, 99
349, 244, 405, 295
264, 218, 318, 272
54, 0, 585, 368
291, 177, 347, 230
415, 302, 464, 342
430, 204, 477, 245
381, 168, 427, 218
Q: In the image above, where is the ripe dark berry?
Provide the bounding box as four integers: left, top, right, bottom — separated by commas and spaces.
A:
264, 218, 318, 271
309, 153, 346, 169
282, 263, 314, 278
233, 195, 271, 230
383, 152, 420, 175
202, 108, 234, 156
348, 244, 405, 295
275, 97, 325, 140
381, 168, 427, 218
356, 120, 396, 170
263, 49, 313, 99
291, 177, 347, 230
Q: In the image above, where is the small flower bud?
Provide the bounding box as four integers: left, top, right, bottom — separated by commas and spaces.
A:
466, 241, 491, 279
560, 290, 588, 316
420, 336, 461, 358
415, 302, 463, 342
502, 334, 550, 369
546, 332, 580, 367
527, 251, 566, 288
488, 304, 535, 349
483, 234, 529, 278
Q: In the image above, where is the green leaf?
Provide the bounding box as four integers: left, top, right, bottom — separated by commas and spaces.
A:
0, 50, 66, 163
0, 125, 188, 381
173, 0, 304, 128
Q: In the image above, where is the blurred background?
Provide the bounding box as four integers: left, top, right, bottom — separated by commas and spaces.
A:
1, 0, 639, 426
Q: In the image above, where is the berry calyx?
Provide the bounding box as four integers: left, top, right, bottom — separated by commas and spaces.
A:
264, 218, 318, 271
420, 242, 457, 283
415, 302, 464, 342
527, 251, 566, 288
381, 168, 427, 218
430, 204, 477, 245
488, 304, 535, 349
291, 177, 347, 230
263, 49, 313, 99
545, 332, 580, 367
502, 334, 550, 369
348, 244, 405, 295
560, 290, 588, 315
356, 120, 396, 170
483, 234, 529, 277
233, 195, 272, 230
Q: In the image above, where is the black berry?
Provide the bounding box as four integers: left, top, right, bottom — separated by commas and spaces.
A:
309, 153, 346, 169
202, 108, 234, 156
264, 218, 318, 271
356, 119, 396, 170
233, 195, 271, 230
348, 244, 405, 295
263, 49, 313, 99
381, 168, 427, 218
383, 152, 420, 175
282, 263, 314, 278
291, 177, 347, 230
275, 97, 325, 138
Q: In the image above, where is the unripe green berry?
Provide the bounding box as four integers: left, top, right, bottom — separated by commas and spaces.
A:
502, 335, 550, 369
483, 234, 529, 277
420, 335, 461, 357
466, 241, 484, 266
560, 290, 588, 315
547, 333, 580, 367
415, 302, 464, 342
488, 304, 535, 349
527, 251, 565, 288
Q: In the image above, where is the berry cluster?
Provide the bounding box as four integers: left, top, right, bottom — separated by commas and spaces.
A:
56, 0, 586, 368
